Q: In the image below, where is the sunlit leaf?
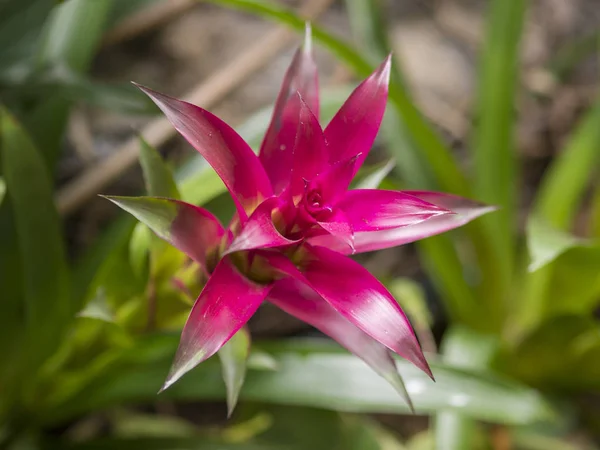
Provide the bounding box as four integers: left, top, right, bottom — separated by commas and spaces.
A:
51, 337, 559, 426
526, 215, 584, 272
77, 289, 115, 323
351, 159, 395, 190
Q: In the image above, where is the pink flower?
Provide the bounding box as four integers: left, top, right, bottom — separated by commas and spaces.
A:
106, 28, 493, 400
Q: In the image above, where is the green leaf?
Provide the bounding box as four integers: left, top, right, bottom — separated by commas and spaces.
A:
544, 244, 600, 317
128, 221, 152, 280
49, 438, 286, 450
139, 137, 181, 199
534, 99, 600, 229
37, 0, 113, 73
526, 215, 585, 272
0, 108, 70, 388
387, 278, 432, 329
434, 327, 498, 450
470, 0, 528, 315
76, 289, 115, 323
51, 337, 559, 426
496, 315, 600, 391
218, 327, 251, 417
103, 196, 179, 237
0, 0, 54, 71
352, 159, 395, 190
110, 410, 198, 438
0, 176, 5, 206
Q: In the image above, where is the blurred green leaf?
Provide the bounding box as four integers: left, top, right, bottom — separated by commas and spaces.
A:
526, 216, 585, 272
72, 214, 136, 308
544, 244, 600, 317
0, 108, 70, 393
0, 0, 54, 71
77, 289, 115, 323
497, 315, 600, 391
219, 328, 251, 417
32, 0, 114, 168
110, 410, 198, 438
591, 183, 600, 238
50, 438, 285, 450
417, 235, 483, 329
434, 327, 498, 450
37, 0, 113, 73
387, 278, 432, 329
21, 93, 71, 170
534, 99, 600, 229
352, 159, 395, 190
51, 337, 558, 426
0, 176, 5, 206
139, 137, 181, 199
129, 221, 152, 280
470, 0, 528, 320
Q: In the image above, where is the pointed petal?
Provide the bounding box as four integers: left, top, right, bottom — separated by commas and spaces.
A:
103, 196, 224, 266
309, 192, 496, 254
309, 155, 359, 207
290, 96, 329, 196
317, 209, 354, 253
296, 245, 431, 377
218, 327, 251, 417
259, 26, 319, 194
226, 197, 300, 255
338, 189, 451, 232
268, 278, 414, 410
162, 256, 270, 390
136, 84, 272, 218
325, 56, 391, 174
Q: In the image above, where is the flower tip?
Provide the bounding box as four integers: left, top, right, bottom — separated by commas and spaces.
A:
303, 22, 313, 55
376, 55, 392, 86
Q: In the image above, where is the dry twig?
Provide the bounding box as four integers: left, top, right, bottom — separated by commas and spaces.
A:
57, 0, 334, 216
102, 0, 196, 47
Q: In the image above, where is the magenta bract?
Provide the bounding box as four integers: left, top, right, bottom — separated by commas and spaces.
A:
108, 27, 494, 401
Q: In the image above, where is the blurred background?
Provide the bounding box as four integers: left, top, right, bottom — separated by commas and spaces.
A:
0, 0, 599, 449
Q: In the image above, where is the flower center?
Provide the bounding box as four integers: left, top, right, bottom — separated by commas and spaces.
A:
302, 187, 332, 222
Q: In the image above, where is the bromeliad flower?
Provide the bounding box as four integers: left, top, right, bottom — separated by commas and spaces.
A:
105, 28, 494, 404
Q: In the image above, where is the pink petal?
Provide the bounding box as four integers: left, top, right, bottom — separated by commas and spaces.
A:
267, 245, 431, 377
259, 26, 319, 194
309, 192, 496, 254
325, 56, 391, 175
136, 84, 272, 219
290, 96, 329, 197
268, 278, 413, 410
317, 209, 354, 254
309, 155, 359, 207
226, 197, 300, 255
338, 189, 451, 232
104, 196, 224, 267
162, 255, 271, 390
